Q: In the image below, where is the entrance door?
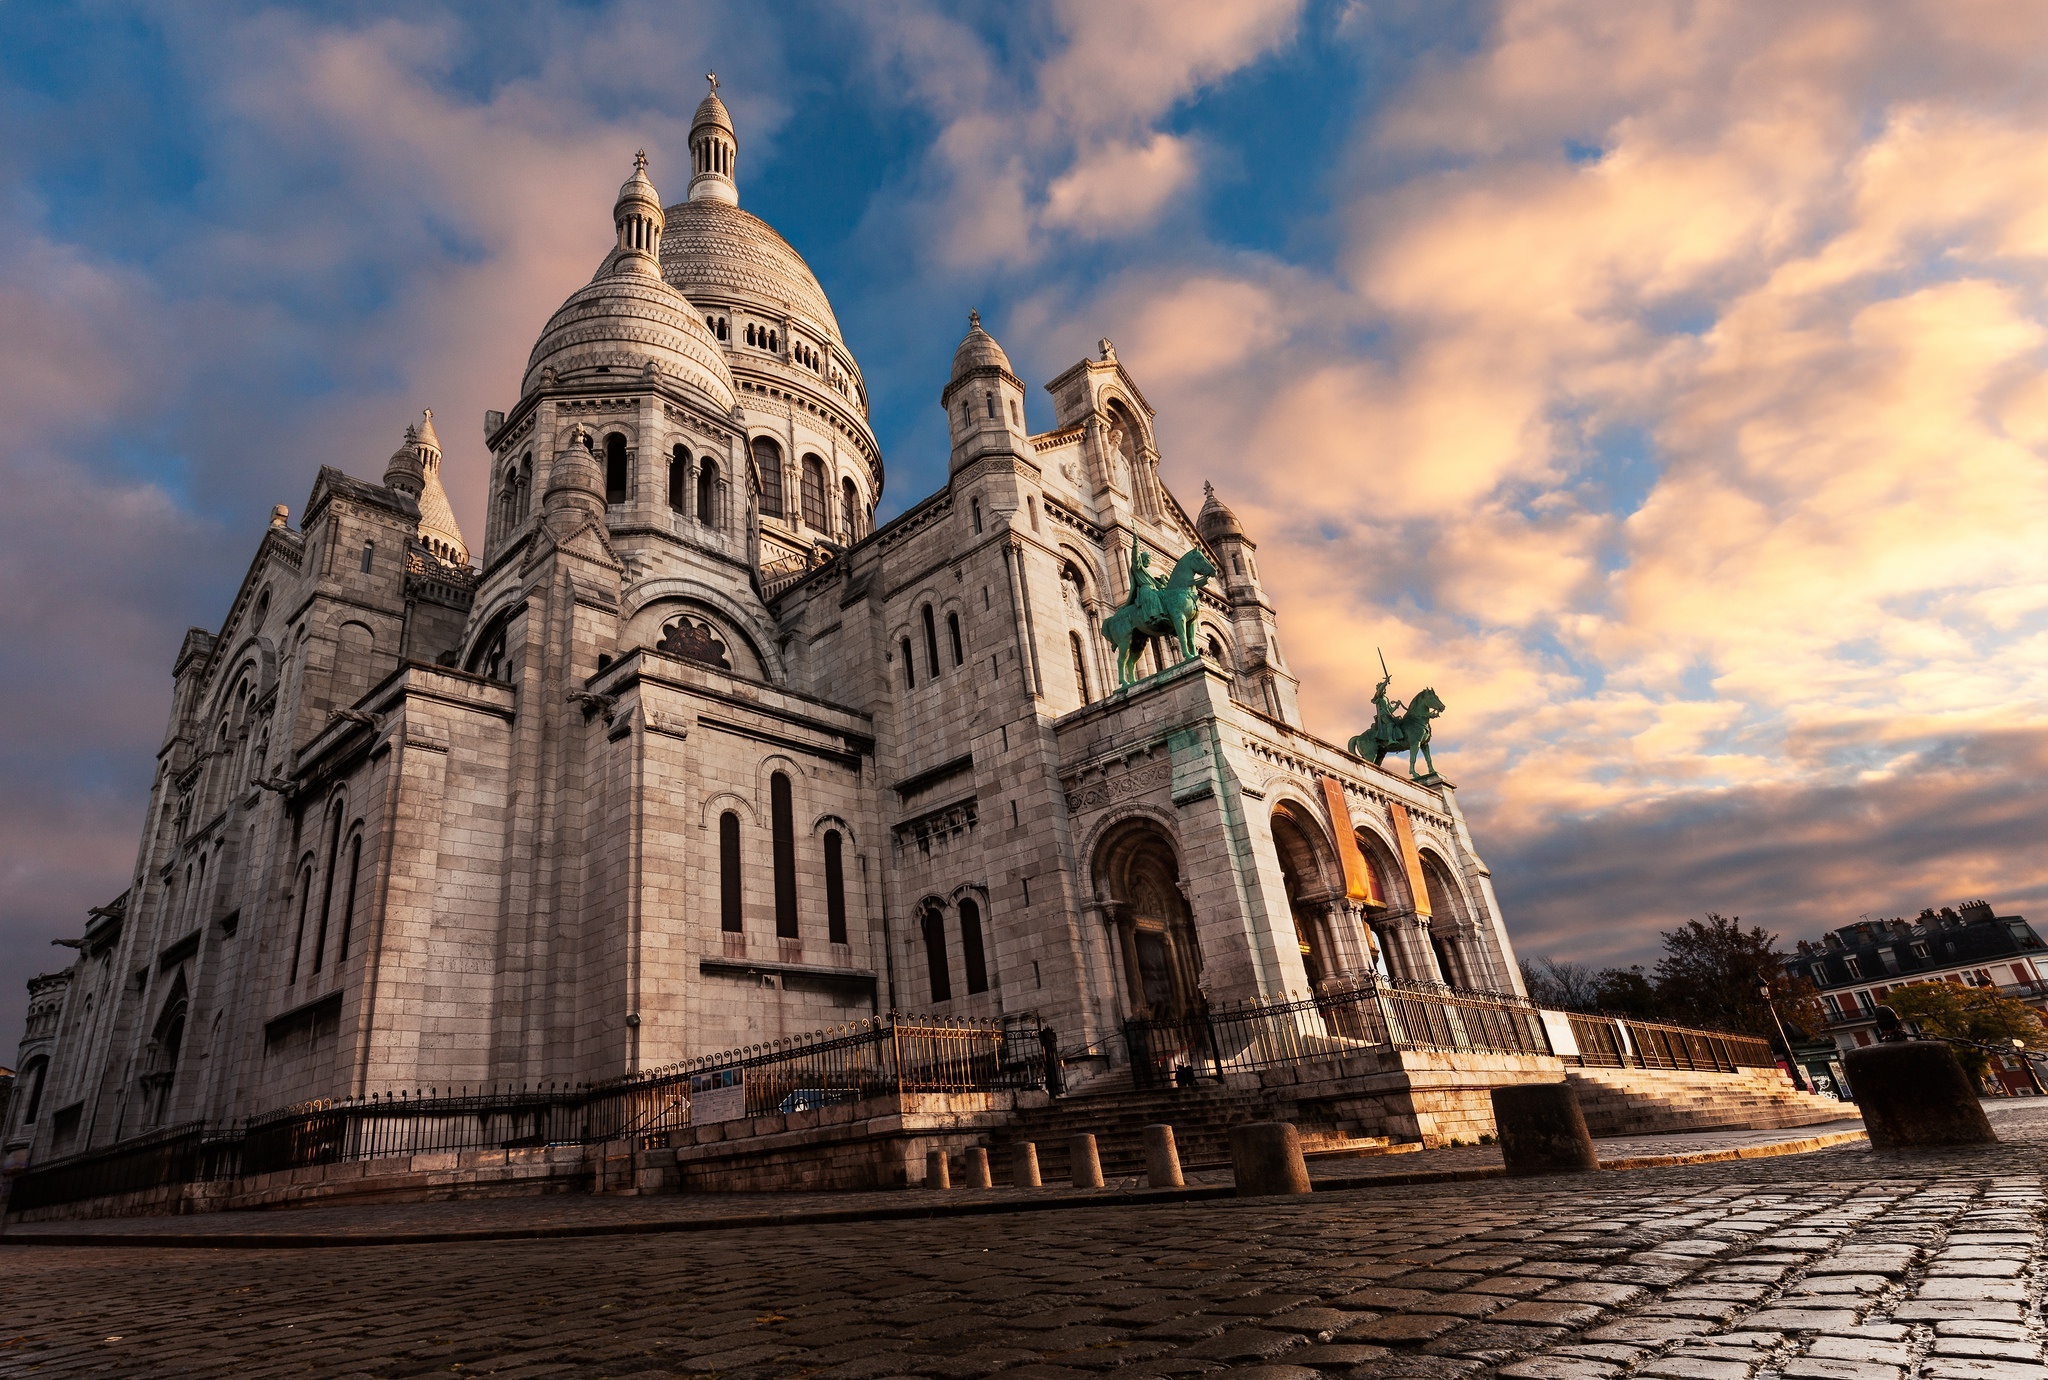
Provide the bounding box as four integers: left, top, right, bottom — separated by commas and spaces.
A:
1135, 929, 1177, 1014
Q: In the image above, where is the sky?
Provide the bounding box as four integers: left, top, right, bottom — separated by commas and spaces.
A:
4, 0, 2048, 1045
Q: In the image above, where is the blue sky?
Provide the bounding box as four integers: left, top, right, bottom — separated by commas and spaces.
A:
4, 0, 2048, 1045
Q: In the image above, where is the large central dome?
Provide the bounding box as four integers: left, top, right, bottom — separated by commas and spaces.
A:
659, 199, 842, 344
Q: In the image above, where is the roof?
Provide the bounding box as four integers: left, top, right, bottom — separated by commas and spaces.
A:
659, 199, 842, 342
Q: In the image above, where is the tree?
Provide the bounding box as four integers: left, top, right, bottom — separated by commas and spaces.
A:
1592, 965, 1665, 1019
1651, 914, 1823, 1039
1882, 981, 2048, 1086
1520, 957, 1602, 1011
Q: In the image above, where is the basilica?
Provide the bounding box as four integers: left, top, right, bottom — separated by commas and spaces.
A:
5, 86, 1523, 1165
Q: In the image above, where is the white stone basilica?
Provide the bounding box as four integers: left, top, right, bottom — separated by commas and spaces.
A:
5, 88, 1522, 1165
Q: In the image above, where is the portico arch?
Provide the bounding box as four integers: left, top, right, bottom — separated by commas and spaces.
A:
1093, 818, 1202, 1020
1270, 800, 1355, 988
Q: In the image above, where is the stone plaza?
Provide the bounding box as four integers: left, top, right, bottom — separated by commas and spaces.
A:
1, 1102, 2040, 1378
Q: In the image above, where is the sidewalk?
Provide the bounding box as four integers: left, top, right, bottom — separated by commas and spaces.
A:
3, 1115, 1870, 1249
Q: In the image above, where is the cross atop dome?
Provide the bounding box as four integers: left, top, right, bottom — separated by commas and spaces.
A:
706, 71, 719, 94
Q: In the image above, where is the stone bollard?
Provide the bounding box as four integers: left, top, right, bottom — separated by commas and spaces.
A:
924, 1148, 951, 1189
1069, 1133, 1104, 1189
1491, 1082, 1599, 1176
1845, 1041, 1997, 1148
1229, 1121, 1312, 1196
1143, 1124, 1184, 1188
1012, 1141, 1042, 1188
963, 1146, 993, 1188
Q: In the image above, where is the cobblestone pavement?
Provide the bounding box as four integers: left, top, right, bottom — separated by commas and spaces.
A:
0, 1121, 1868, 1246
2, 1104, 2039, 1380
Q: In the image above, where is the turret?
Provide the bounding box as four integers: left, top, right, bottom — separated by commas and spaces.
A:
688, 75, 738, 206
1197, 481, 1261, 601
544, 424, 606, 524
940, 310, 1030, 473
384, 424, 424, 498
613, 151, 664, 274
411, 409, 470, 569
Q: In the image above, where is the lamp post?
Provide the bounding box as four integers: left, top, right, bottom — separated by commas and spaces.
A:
1758, 982, 1810, 1092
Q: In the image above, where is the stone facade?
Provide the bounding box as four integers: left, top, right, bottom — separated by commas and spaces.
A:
4, 87, 1524, 1171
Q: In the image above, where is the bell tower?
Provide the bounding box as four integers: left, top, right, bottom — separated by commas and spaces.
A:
688, 74, 739, 206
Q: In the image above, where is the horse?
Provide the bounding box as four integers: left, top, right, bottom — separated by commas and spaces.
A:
1100, 548, 1217, 688
1347, 685, 1446, 780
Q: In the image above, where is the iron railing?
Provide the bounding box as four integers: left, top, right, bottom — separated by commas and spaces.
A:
1559, 1011, 1774, 1072
6, 1013, 1041, 1213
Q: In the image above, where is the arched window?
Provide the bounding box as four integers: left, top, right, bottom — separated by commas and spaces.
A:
948, 612, 964, 666
603, 433, 629, 505
800, 455, 828, 530
288, 858, 314, 984
840, 477, 860, 539
971, 499, 983, 534
922, 906, 951, 1003
771, 771, 798, 939
18, 1055, 48, 1126
900, 637, 915, 690
921, 605, 940, 678
1071, 632, 1092, 705
698, 458, 719, 525
360, 540, 375, 574
335, 832, 362, 962
984, 392, 996, 419
312, 806, 345, 975
669, 446, 689, 512
824, 829, 848, 945
753, 437, 784, 518
719, 811, 742, 932
960, 897, 989, 995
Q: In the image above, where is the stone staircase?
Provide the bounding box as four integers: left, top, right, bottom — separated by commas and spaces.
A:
983, 1072, 1402, 1183
1566, 1065, 1858, 1136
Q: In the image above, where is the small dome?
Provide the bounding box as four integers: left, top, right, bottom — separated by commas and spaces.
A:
524, 271, 736, 408
692, 89, 734, 139
949, 309, 1012, 382
1197, 481, 1246, 543
617, 150, 660, 217
384, 423, 424, 497
414, 408, 442, 457
544, 425, 606, 516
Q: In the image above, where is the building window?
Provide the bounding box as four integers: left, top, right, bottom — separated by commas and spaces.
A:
1070, 631, 1091, 704
824, 829, 848, 945
360, 541, 375, 573
923, 907, 951, 1003
288, 859, 314, 984
335, 833, 362, 962
841, 477, 860, 540
753, 437, 784, 518
948, 612, 964, 666
801, 455, 828, 530
669, 446, 689, 512
1843, 956, 1862, 980
960, 897, 989, 995
900, 637, 915, 690
19, 1056, 47, 1125
698, 458, 719, 525
922, 605, 941, 678
719, 811, 742, 932
312, 807, 345, 975
771, 771, 798, 939
972, 499, 982, 534
603, 433, 629, 505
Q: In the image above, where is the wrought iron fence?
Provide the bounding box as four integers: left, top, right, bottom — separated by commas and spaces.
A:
1124, 977, 1771, 1089
7, 1013, 1043, 1212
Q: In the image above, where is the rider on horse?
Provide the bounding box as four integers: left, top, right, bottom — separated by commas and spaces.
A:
1370, 671, 1404, 752
1128, 547, 1167, 628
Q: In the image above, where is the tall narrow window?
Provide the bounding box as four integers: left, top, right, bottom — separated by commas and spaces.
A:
960, 897, 989, 995
698, 458, 719, 525
604, 433, 629, 505
771, 771, 798, 939
948, 612, 964, 666
312, 807, 344, 974
923, 907, 952, 1003
800, 455, 828, 530
971, 499, 982, 534
900, 638, 915, 690
719, 811, 742, 932
752, 437, 784, 518
824, 829, 848, 945
922, 605, 941, 678
840, 477, 860, 540
1071, 632, 1091, 704
288, 860, 314, 984
336, 833, 362, 962
669, 446, 689, 512
360, 541, 375, 573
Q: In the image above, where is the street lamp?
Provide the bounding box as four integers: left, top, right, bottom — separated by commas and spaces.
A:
1758, 982, 1810, 1092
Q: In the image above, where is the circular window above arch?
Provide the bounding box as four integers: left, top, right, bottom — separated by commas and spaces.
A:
656, 615, 733, 670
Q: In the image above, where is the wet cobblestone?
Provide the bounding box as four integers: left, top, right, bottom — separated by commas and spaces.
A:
1, 1104, 2043, 1377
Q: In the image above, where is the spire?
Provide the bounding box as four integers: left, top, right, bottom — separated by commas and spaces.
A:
612, 152, 664, 273
411, 408, 469, 568
688, 72, 739, 206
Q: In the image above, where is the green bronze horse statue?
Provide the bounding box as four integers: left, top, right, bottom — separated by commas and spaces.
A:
1348, 684, 1446, 780
1101, 547, 1217, 687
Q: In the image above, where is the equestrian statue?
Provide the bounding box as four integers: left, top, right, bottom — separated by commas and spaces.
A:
1100, 545, 1217, 688
1347, 650, 1446, 781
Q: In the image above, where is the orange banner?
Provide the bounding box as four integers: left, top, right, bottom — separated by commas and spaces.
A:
1387, 801, 1431, 917
1319, 776, 1380, 904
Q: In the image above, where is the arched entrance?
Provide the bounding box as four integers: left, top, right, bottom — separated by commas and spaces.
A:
1270, 802, 1346, 988
1095, 820, 1202, 1019
1420, 850, 1489, 991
